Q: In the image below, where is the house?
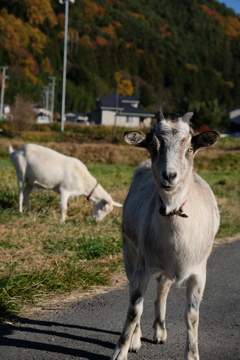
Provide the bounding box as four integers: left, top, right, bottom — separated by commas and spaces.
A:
229, 107, 240, 136
33, 104, 51, 124
37, 113, 50, 124
89, 93, 154, 127
65, 111, 89, 125
0, 104, 12, 120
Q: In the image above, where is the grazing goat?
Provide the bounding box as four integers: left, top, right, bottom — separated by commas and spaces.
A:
8, 143, 122, 222
111, 112, 220, 360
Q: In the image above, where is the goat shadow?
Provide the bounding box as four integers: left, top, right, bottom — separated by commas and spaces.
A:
0, 313, 153, 360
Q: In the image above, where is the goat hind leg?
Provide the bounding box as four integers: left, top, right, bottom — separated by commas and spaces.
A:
153, 274, 172, 344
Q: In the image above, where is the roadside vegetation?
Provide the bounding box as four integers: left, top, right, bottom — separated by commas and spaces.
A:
0, 131, 239, 318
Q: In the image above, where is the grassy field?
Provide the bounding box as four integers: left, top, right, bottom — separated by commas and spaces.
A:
0, 134, 239, 318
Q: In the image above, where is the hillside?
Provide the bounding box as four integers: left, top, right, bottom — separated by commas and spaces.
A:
1, 0, 240, 129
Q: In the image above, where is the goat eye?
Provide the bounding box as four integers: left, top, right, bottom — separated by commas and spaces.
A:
187, 146, 193, 152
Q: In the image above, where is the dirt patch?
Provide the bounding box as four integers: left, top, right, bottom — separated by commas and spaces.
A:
0, 139, 148, 166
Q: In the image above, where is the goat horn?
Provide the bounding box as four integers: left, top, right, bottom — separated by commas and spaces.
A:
156, 110, 164, 123
182, 112, 194, 124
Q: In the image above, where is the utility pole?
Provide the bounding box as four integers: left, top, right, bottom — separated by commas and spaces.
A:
113, 89, 119, 136
76, 31, 79, 52
43, 86, 50, 111
59, 0, 75, 132
49, 76, 56, 122
0, 66, 9, 120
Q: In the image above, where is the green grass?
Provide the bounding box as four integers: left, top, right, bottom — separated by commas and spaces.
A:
42, 234, 122, 260
88, 164, 134, 189
0, 142, 239, 317
195, 153, 240, 172
201, 171, 240, 237
0, 160, 132, 316
0, 261, 115, 314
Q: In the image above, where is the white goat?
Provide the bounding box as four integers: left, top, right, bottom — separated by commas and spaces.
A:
8, 143, 122, 222
111, 112, 220, 360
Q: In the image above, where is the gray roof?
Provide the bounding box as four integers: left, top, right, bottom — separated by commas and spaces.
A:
98, 93, 139, 108
65, 111, 87, 117
120, 103, 154, 117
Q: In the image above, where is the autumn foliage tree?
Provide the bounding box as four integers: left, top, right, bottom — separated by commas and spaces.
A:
114, 72, 134, 96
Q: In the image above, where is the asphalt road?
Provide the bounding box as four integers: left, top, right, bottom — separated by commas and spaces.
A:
1, 240, 240, 360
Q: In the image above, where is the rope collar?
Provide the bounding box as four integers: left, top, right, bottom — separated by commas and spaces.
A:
86, 183, 99, 201
159, 197, 188, 218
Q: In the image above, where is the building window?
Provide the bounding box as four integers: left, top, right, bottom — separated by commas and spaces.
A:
127, 116, 134, 123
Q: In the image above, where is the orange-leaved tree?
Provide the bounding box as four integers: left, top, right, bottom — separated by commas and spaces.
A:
23, 0, 57, 26
114, 71, 134, 96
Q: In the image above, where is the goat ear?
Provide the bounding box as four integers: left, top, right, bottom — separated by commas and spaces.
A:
192, 131, 219, 152
112, 201, 123, 207
124, 131, 148, 148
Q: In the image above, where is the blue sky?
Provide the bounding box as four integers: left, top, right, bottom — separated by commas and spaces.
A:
218, 0, 240, 15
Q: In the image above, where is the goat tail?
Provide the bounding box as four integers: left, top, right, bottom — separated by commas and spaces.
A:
8, 144, 14, 155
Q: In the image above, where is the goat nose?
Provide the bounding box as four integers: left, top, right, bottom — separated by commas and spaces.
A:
162, 171, 177, 182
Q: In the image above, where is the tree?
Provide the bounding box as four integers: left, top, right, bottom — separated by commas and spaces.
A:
114, 72, 134, 96
118, 79, 134, 96
11, 98, 35, 133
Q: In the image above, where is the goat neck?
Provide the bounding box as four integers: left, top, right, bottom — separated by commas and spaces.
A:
157, 178, 192, 218
86, 181, 110, 204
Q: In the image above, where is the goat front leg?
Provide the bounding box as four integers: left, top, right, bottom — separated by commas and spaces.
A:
18, 181, 24, 212
185, 268, 206, 360
153, 274, 172, 344
111, 265, 151, 360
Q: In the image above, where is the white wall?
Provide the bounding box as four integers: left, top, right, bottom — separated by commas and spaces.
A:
101, 110, 140, 127
143, 117, 152, 128
101, 110, 152, 127
36, 115, 50, 124
117, 115, 139, 127
101, 110, 115, 125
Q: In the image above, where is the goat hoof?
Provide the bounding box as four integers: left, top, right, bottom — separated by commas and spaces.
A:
185, 350, 199, 360
153, 327, 167, 345
111, 341, 130, 360
154, 338, 166, 345
129, 338, 141, 353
